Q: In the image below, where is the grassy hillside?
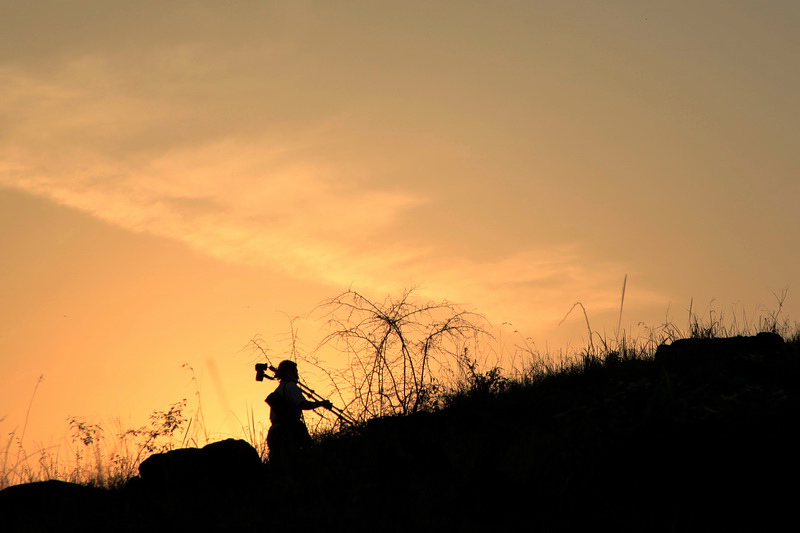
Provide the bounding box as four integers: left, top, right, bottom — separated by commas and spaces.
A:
2, 330, 798, 532
283, 331, 799, 531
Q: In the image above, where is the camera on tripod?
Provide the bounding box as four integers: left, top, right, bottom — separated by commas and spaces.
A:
252, 361, 357, 426
254, 363, 274, 382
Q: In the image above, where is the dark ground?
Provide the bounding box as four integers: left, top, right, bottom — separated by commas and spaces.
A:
2, 333, 798, 532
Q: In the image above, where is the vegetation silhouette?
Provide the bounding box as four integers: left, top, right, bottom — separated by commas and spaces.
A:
1, 292, 799, 531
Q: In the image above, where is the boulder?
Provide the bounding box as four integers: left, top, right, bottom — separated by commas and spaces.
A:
124, 439, 266, 529
134, 438, 263, 493
0, 480, 117, 532
655, 332, 784, 371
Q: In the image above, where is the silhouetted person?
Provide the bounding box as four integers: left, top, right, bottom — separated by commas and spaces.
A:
266, 360, 331, 463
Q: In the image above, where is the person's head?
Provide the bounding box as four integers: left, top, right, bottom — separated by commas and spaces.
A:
276, 360, 299, 382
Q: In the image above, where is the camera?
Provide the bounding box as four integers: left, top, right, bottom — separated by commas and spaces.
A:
255, 363, 271, 382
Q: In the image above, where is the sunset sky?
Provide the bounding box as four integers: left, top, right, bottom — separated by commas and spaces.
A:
2, 1, 798, 450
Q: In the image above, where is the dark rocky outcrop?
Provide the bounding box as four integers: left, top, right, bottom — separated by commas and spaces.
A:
0, 480, 118, 532
133, 437, 263, 492
655, 331, 785, 370
123, 438, 266, 529
1, 439, 266, 532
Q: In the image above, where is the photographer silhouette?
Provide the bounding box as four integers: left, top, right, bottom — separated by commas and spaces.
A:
265, 360, 332, 463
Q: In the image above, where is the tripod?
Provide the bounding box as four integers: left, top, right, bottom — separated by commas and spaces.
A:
255, 364, 357, 426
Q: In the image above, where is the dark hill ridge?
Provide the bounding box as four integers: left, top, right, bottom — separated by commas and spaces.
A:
2, 333, 798, 532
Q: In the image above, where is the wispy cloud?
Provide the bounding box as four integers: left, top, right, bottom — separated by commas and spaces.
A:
0, 52, 665, 344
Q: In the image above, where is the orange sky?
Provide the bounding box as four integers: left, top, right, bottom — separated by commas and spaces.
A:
2, 1, 799, 450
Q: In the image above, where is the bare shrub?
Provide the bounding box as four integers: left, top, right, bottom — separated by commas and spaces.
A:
312, 289, 491, 419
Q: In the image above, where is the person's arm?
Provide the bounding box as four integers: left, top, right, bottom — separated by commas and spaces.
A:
299, 399, 332, 410
285, 382, 332, 410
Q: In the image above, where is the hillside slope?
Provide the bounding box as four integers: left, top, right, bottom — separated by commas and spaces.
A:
2, 333, 798, 532
289, 332, 798, 531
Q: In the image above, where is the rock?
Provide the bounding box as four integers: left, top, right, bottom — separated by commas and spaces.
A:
199, 438, 264, 487
0, 480, 117, 532
137, 447, 203, 489
133, 438, 263, 494
124, 439, 266, 529
655, 332, 784, 367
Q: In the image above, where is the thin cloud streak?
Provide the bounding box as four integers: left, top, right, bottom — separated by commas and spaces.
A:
0, 62, 665, 340
2, 140, 652, 341
4, 160, 658, 341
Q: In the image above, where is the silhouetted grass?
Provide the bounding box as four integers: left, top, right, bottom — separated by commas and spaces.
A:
2, 304, 799, 531
0, 399, 214, 490
282, 324, 799, 531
